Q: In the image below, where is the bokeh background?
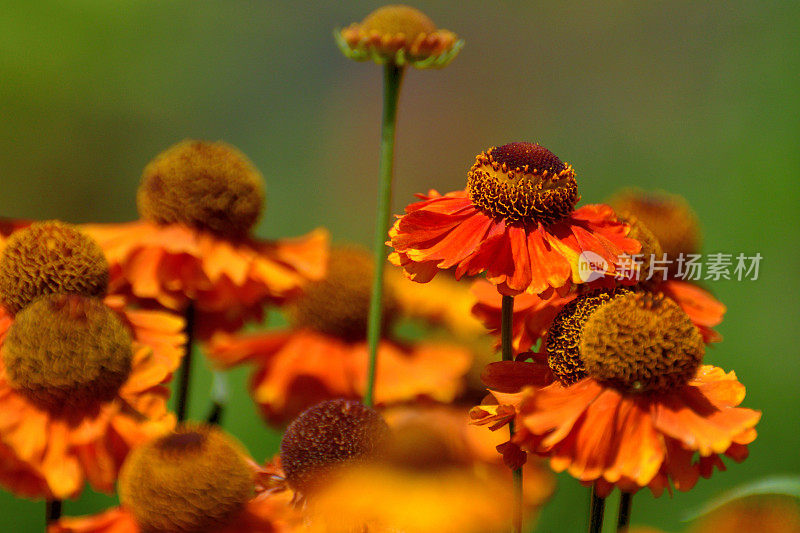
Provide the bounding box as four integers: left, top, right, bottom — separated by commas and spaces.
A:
1, 1, 798, 531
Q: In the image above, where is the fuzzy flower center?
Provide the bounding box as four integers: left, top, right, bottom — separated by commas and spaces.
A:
119, 425, 254, 533
610, 190, 701, 278
137, 140, 265, 239
288, 248, 397, 342
2, 294, 132, 414
359, 4, 436, 41
467, 142, 579, 224
0, 221, 109, 315
580, 292, 704, 393
280, 399, 391, 495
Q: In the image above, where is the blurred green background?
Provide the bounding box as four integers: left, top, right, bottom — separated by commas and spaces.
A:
1, 0, 798, 531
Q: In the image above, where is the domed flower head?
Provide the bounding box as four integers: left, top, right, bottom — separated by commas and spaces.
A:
472, 289, 759, 496
335, 4, 462, 69
208, 247, 471, 424
83, 140, 329, 340
389, 142, 640, 296
50, 424, 301, 532
0, 222, 183, 499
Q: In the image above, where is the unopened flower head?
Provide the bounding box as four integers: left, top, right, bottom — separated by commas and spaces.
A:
280, 399, 391, 495
468, 142, 579, 224
336, 4, 463, 69
0, 221, 108, 314
119, 424, 254, 532
2, 294, 132, 414
547, 289, 704, 393
137, 140, 265, 239
288, 247, 398, 342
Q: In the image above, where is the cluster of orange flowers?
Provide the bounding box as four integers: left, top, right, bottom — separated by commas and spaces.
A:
0, 4, 779, 533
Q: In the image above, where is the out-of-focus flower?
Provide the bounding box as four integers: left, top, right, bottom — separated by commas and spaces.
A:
305, 405, 518, 533
389, 142, 639, 296
609, 188, 702, 280
472, 289, 759, 496
83, 140, 328, 340
208, 247, 471, 424
335, 4, 462, 69
0, 223, 183, 499
388, 267, 485, 339
382, 403, 555, 514
50, 425, 301, 532
688, 496, 800, 533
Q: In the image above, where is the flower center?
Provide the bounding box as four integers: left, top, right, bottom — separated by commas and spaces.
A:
137, 140, 265, 239
280, 399, 391, 495
546, 289, 628, 386
120, 425, 254, 533
610, 190, 701, 278
359, 5, 437, 42
0, 221, 109, 315
288, 247, 398, 342
580, 292, 704, 393
467, 142, 579, 224
2, 294, 132, 414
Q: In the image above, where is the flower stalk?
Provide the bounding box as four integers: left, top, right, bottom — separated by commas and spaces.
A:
176, 302, 196, 421
46, 500, 62, 526
364, 62, 405, 407
589, 485, 606, 533
617, 492, 633, 532
502, 295, 523, 533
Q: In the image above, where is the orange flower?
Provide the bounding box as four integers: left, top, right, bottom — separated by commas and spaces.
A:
208, 248, 471, 424
472, 290, 759, 496
335, 5, 462, 69
82, 140, 329, 340
50, 425, 301, 533
0, 223, 183, 499
302, 405, 518, 533
389, 143, 640, 296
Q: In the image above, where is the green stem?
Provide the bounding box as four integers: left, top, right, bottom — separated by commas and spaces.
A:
176, 302, 195, 422
502, 295, 523, 533
364, 62, 405, 408
617, 492, 633, 532
589, 485, 606, 533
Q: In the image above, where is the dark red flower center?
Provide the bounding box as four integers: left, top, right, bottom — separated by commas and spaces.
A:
467, 142, 579, 224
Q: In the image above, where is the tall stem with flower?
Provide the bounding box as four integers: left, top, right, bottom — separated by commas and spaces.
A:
364, 63, 404, 407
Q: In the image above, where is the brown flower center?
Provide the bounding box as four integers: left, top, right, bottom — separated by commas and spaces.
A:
288, 247, 398, 342
580, 292, 704, 393
360, 5, 436, 41
609, 189, 701, 278
546, 289, 629, 386
2, 294, 132, 414
280, 399, 391, 495
137, 140, 265, 239
467, 143, 579, 224
0, 221, 108, 315
119, 425, 254, 533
